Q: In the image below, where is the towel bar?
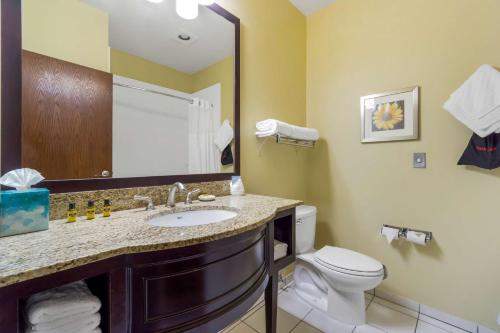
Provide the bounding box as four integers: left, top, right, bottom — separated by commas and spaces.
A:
275, 135, 316, 148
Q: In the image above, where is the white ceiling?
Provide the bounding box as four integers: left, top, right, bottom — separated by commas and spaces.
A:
83, 0, 235, 74
289, 0, 336, 16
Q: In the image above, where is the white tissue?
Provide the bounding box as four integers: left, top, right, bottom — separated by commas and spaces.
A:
381, 226, 400, 244
0, 168, 45, 191
406, 231, 427, 246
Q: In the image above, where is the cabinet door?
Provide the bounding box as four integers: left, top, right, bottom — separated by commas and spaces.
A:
131, 233, 266, 333
22, 50, 112, 180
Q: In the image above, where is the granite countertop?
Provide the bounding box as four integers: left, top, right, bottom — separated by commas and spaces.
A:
0, 194, 302, 288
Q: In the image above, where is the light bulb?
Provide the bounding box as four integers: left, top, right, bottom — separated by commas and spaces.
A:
198, 0, 215, 5
176, 0, 199, 20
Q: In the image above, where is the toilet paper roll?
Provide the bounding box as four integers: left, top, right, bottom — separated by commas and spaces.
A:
406, 231, 428, 246
381, 226, 399, 244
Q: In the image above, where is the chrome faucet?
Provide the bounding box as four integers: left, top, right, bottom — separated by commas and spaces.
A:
134, 195, 155, 211
185, 189, 201, 205
167, 182, 186, 207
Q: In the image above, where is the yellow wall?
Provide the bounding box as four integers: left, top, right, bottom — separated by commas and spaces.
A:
217, 0, 307, 199
306, 0, 500, 329
110, 49, 193, 93
22, 0, 110, 72
111, 49, 235, 127
192, 56, 235, 128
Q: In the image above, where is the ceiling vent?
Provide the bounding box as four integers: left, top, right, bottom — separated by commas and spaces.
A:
171, 30, 199, 46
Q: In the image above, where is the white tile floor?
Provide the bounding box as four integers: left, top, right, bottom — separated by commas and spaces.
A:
221, 284, 473, 333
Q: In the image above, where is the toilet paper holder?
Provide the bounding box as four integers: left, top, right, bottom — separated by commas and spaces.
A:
382, 224, 433, 244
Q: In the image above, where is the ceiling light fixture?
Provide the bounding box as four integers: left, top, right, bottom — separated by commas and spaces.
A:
146, 0, 164, 3
175, 0, 215, 20
176, 0, 199, 20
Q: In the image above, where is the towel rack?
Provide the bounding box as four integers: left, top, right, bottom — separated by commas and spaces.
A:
275, 135, 316, 148
256, 134, 316, 156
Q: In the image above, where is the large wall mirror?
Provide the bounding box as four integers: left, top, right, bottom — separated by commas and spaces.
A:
1, 0, 240, 192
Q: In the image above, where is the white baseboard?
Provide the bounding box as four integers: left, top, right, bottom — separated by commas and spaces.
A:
373, 288, 498, 333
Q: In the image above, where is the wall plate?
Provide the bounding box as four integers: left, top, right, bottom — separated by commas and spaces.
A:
414, 153, 426, 168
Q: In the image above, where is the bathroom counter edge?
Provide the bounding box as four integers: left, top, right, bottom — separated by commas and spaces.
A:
0, 194, 301, 288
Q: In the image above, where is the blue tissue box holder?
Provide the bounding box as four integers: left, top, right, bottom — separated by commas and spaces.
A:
0, 189, 49, 237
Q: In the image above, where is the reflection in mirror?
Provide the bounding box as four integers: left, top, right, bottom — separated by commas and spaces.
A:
21, 0, 236, 181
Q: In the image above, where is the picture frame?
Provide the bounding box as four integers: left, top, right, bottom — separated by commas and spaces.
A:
360, 86, 419, 143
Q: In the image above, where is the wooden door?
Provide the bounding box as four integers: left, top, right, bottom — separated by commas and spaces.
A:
22, 50, 112, 180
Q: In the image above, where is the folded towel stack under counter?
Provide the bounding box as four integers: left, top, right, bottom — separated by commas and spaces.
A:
274, 239, 289, 261
24, 280, 102, 333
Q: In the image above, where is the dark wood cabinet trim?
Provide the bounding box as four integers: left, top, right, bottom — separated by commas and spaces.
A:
0, 1, 241, 193
1, 0, 22, 173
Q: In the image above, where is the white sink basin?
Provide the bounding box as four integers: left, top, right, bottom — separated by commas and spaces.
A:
148, 209, 238, 228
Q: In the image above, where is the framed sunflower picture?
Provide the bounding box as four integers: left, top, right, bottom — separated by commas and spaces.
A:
360, 86, 419, 143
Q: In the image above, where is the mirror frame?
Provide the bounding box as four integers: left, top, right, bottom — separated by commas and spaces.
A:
1, 0, 240, 193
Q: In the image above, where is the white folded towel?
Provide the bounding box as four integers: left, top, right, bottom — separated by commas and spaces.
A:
444, 64, 500, 137
27, 327, 101, 333
256, 119, 319, 141
214, 119, 234, 151
26, 312, 101, 333
274, 239, 288, 261
26, 281, 101, 325
26, 326, 101, 333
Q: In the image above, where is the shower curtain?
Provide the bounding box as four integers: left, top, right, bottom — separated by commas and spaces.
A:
188, 98, 220, 174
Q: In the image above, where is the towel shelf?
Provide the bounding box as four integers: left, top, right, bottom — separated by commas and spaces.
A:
275, 135, 316, 148
272, 210, 296, 271
256, 134, 316, 156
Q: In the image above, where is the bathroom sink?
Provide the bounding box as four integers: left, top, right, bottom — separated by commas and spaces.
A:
148, 209, 238, 228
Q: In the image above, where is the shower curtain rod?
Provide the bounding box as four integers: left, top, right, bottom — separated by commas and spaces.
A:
113, 82, 194, 104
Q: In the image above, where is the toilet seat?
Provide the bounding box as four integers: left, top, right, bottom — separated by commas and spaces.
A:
314, 246, 384, 277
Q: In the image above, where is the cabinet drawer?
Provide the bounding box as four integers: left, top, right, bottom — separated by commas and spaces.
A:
131, 230, 266, 332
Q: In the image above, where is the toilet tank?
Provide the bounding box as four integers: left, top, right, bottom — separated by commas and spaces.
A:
295, 205, 317, 254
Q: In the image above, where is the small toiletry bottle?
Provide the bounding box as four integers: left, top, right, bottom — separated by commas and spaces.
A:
103, 199, 112, 218
86, 200, 96, 220
67, 203, 77, 223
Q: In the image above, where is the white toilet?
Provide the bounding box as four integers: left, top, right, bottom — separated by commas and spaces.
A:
293, 205, 386, 325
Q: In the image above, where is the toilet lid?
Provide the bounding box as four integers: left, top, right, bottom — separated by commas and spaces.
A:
314, 246, 384, 277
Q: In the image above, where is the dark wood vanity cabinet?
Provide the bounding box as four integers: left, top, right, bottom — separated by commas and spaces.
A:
129, 227, 267, 333
0, 208, 295, 333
